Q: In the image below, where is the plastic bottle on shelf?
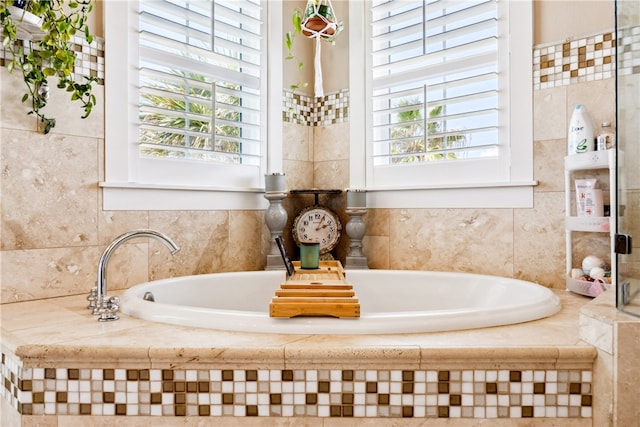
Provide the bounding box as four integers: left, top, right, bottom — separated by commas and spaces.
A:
567, 104, 595, 155
596, 121, 616, 151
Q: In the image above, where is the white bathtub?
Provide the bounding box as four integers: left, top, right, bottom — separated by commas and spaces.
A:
120, 269, 561, 334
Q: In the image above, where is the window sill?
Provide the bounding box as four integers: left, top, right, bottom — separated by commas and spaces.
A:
365, 181, 538, 209
100, 182, 268, 211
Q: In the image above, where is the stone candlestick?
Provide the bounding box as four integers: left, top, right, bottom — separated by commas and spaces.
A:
264, 173, 287, 270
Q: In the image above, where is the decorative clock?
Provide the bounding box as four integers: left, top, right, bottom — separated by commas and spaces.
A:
292, 205, 342, 254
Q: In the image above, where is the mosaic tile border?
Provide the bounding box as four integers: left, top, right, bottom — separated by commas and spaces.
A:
1, 352, 593, 419
0, 35, 105, 85
534, 26, 639, 90
283, 89, 349, 127
533, 31, 616, 90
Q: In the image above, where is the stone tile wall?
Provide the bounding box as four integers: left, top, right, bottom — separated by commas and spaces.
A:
0, 27, 631, 305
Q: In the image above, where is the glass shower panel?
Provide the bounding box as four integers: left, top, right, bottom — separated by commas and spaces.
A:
616, 0, 640, 317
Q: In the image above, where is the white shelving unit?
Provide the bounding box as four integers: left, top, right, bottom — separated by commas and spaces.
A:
564, 149, 616, 296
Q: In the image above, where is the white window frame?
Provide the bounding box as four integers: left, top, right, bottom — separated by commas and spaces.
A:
349, 0, 536, 209
101, 0, 283, 210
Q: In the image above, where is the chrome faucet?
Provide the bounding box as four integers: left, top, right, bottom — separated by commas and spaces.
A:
92, 229, 180, 321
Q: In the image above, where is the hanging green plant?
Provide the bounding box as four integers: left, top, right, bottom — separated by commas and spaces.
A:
284, 7, 308, 93
285, 0, 343, 93
0, 0, 98, 134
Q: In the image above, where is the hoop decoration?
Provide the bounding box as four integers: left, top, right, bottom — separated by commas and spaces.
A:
300, 0, 342, 98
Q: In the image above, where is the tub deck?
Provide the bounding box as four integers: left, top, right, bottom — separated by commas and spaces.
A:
1, 289, 596, 426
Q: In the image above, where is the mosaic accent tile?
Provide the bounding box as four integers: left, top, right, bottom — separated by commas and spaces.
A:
0, 35, 105, 85
533, 26, 640, 90
617, 23, 640, 76
533, 31, 616, 90
283, 89, 349, 127
1, 351, 593, 419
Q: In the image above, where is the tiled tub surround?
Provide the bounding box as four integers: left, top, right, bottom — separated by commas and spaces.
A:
1, 290, 596, 426
1, 24, 635, 427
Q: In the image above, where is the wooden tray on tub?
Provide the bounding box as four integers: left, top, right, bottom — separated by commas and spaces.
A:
269, 261, 360, 318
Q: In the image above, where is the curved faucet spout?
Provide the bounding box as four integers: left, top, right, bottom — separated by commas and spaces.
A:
96, 229, 180, 309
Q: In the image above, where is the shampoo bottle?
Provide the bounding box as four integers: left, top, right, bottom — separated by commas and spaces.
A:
568, 104, 595, 154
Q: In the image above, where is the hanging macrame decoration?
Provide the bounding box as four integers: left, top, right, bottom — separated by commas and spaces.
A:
300, 0, 342, 98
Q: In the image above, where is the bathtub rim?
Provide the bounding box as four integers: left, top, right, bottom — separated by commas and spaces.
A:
119, 269, 562, 335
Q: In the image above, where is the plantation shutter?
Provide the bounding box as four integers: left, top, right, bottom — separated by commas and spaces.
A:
138, 0, 262, 166
370, 0, 499, 166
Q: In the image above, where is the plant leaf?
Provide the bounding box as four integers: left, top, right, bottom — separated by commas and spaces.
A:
55, 50, 67, 61
285, 32, 293, 50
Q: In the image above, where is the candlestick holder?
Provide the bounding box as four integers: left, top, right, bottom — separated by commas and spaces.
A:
264, 191, 288, 270
345, 208, 368, 269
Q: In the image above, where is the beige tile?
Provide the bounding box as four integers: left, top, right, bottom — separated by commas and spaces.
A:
0, 68, 38, 131
313, 122, 349, 162
362, 235, 389, 269
1, 246, 102, 302
283, 159, 314, 190
533, 85, 567, 141
1, 129, 99, 250
148, 210, 229, 276
313, 159, 348, 190
514, 191, 566, 287
615, 321, 640, 426
579, 310, 614, 353
284, 342, 422, 370
229, 210, 265, 271
37, 75, 105, 139
364, 208, 390, 237
282, 122, 312, 162
389, 208, 514, 276
534, 138, 565, 192
97, 211, 150, 245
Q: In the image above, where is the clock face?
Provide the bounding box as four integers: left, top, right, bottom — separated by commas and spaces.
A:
292, 206, 342, 254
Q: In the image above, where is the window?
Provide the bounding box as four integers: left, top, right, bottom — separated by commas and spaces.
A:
349, 0, 535, 208
102, 0, 282, 210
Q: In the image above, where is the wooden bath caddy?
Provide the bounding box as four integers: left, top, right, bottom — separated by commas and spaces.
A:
269, 261, 360, 318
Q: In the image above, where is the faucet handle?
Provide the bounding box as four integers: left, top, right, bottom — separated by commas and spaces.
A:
108, 296, 120, 311
96, 296, 120, 322
86, 287, 98, 310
